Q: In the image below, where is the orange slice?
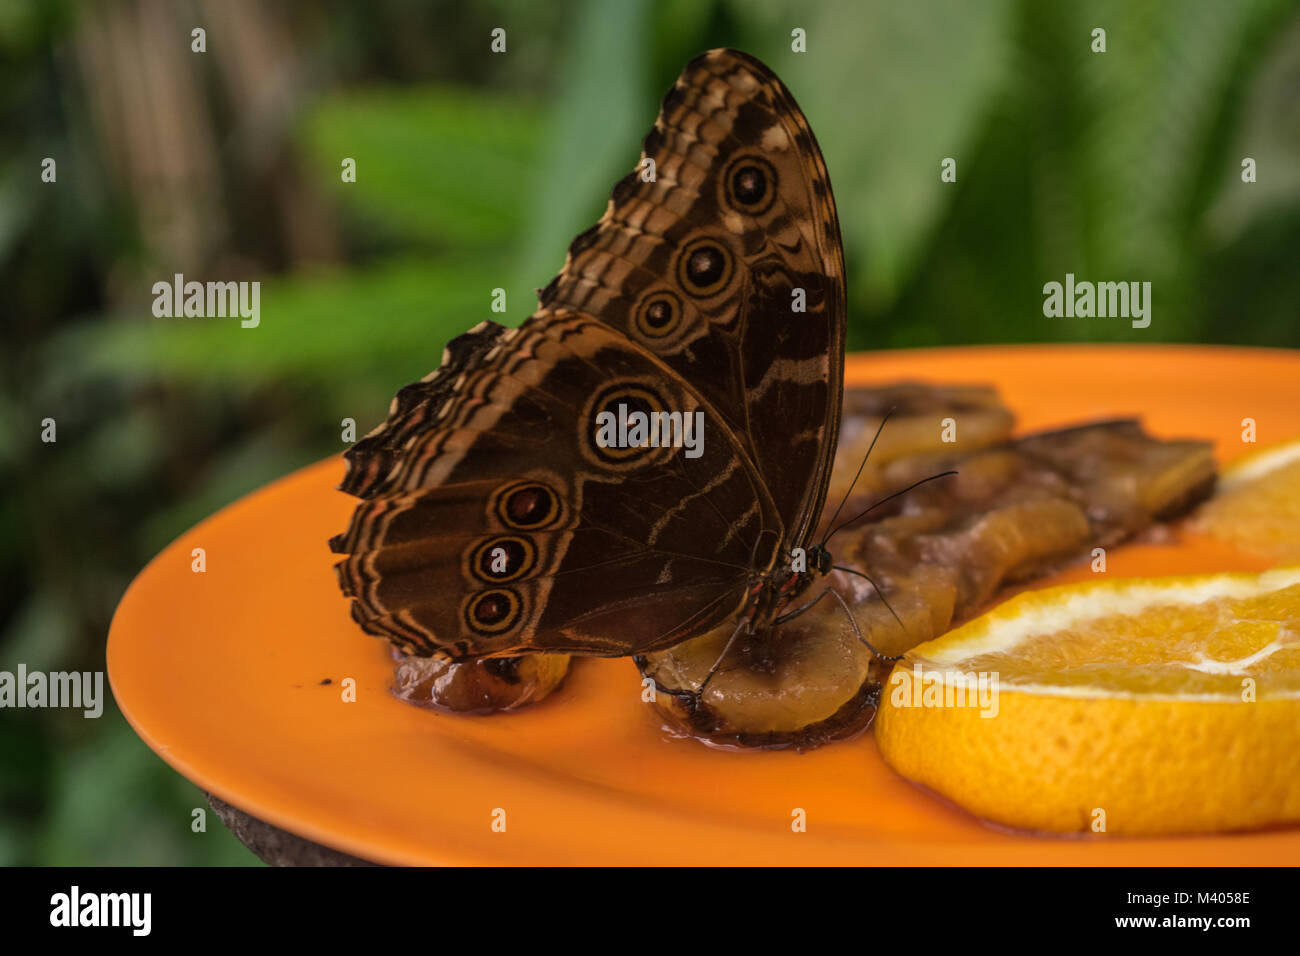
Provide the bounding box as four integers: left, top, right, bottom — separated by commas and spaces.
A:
1196, 436, 1300, 563
875, 567, 1300, 835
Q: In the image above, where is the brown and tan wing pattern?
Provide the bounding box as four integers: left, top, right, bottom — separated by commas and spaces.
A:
331, 311, 782, 659
538, 48, 846, 547
331, 49, 845, 660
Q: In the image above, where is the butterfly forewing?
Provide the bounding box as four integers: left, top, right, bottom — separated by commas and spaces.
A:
540, 49, 846, 547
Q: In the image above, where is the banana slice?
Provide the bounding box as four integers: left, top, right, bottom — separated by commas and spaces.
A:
391, 652, 571, 714
637, 570, 886, 750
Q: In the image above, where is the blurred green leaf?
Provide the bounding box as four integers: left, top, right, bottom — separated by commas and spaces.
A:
300, 85, 545, 248
42, 257, 533, 397
1205, 13, 1300, 241
136, 424, 318, 556
38, 714, 256, 865
870, 0, 1298, 349
511, 0, 654, 292
726, 0, 1015, 312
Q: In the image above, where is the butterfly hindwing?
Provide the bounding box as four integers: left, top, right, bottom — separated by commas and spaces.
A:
332, 310, 778, 658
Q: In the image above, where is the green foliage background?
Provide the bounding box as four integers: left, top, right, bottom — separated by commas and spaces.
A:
1, 0, 1297, 864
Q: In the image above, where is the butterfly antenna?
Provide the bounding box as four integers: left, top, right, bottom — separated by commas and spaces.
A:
818, 407, 895, 549
822, 469, 959, 549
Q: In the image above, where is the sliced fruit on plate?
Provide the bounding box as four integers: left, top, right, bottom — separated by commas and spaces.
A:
642, 417, 1218, 750
1194, 436, 1300, 562
830, 419, 1216, 662
875, 567, 1300, 835
827, 384, 1014, 507
391, 652, 571, 714
637, 570, 884, 751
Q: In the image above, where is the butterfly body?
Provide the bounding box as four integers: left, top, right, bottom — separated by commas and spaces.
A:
332, 49, 846, 663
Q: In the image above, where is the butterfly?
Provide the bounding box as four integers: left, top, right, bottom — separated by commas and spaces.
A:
330, 48, 849, 664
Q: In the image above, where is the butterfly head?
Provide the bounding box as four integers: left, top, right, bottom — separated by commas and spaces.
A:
762, 543, 835, 622
806, 545, 834, 576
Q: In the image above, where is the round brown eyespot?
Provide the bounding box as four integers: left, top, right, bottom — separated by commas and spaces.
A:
463, 589, 520, 635
732, 165, 766, 204
508, 489, 546, 524
633, 290, 684, 342
686, 247, 725, 286
495, 481, 559, 530
634, 290, 683, 340
676, 238, 733, 298
645, 300, 672, 327
474, 594, 509, 623
721, 155, 777, 216
586, 382, 668, 465
470, 536, 534, 584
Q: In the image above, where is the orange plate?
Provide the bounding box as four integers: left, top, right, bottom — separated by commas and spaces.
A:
108, 345, 1300, 864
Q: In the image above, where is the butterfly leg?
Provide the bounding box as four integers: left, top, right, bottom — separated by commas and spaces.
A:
694, 616, 753, 702
832, 564, 909, 637
821, 584, 904, 662
773, 586, 832, 624
777, 585, 902, 662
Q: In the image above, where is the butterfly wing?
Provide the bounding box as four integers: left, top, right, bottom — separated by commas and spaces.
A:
539, 48, 847, 547
331, 312, 779, 659
332, 49, 845, 660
